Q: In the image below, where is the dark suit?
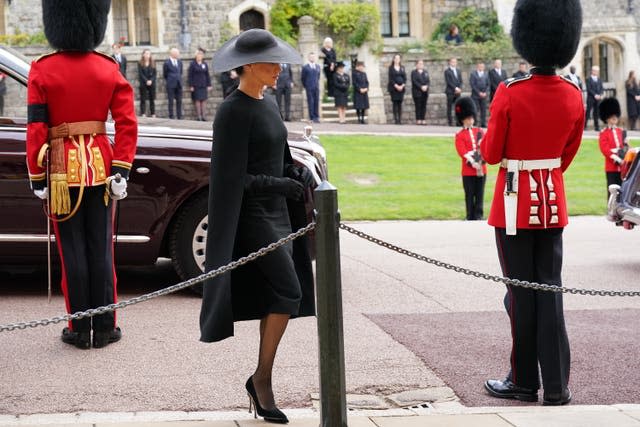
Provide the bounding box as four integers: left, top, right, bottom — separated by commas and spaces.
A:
112, 53, 127, 77
444, 67, 463, 126
470, 70, 490, 127
489, 68, 508, 101
301, 62, 321, 121
276, 63, 293, 121
163, 58, 183, 119
586, 76, 604, 130
411, 69, 430, 121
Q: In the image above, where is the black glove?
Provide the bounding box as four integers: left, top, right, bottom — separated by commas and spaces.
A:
285, 164, 315, 188
244, 174, 304, 200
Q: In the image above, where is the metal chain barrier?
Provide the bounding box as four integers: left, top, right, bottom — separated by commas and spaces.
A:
0, 222, 315, 333
339, 223, 640, 297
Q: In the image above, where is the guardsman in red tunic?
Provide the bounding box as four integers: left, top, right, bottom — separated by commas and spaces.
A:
482, 0, 584, 406
26, 0, 137, 349
598, 97, 628, 199
454, 96, 487, 220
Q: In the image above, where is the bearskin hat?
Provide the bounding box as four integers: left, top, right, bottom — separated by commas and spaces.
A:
511, 0, 582, 69
455, 97, 477, 123
599, 98, 621, 123
43, 0, 111, 51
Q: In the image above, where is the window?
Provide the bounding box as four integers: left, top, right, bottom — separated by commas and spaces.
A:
398, 0, 410, 37
380, 0, 392, 37
599, 41, 609, 82
239, 9, 265, 31
112, 0, 156, 46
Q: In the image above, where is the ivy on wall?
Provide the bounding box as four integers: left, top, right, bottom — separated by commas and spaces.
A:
270, 0, 380, 55
431, 7, 504, 43
0, 31, 47, 47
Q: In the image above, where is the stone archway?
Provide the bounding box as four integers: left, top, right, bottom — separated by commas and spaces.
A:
239, 9, 265, 31
228, 0, 270, 34
581, 36, 625, 86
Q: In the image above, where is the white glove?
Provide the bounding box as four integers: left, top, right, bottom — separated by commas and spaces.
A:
108, 175, 128, 200
34, 187, 48, 200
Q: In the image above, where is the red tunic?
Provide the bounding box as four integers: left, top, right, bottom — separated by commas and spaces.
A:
26, 51, 137, 190
483, 73, 584, 229
455, 127, 488, 176
599, 127, 625, 172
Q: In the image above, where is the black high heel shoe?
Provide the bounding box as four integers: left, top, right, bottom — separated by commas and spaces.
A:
245, 376, 289, 424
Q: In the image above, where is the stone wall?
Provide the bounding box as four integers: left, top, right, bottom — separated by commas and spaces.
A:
4, 0, 42, 35
429, 0, 495, 21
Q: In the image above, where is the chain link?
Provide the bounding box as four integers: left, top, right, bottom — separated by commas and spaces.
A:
339, 223, 640, 297
0, 223, 315, 333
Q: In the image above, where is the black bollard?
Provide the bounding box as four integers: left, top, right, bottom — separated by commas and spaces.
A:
314, 181, 348, 427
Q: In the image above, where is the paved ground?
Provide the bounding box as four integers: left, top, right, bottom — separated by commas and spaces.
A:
1, 217, 639, 422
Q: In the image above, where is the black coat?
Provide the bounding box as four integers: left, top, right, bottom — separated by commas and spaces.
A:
586, 76, 604, 101
410, 69, 430, 99
388, 65, 406, 101
352, 69, 369, 109
138, 63, 156, 87
200, 91, 315, 342
627, 81, 639, 119
489, 68, 507, 99
469, 70, 489, 99
333, 72, 350, 107
444, 67, 462, 95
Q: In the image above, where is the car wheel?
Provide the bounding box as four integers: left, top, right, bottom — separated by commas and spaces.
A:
169, 193, 208, 295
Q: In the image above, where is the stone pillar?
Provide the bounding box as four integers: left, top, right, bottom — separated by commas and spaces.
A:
298, 15, 318, 121
492, 0, 516, 34
357, 44, 387, 124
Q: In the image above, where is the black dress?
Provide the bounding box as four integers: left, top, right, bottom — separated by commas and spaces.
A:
387, 65, 406, 102
352, 69, 369, 110
200, 90, 315, 343
626, 81, 639, 120
188, 60, 211, 101
333, 72, 350, 107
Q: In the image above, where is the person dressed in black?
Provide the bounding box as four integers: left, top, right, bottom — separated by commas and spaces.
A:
470, 62, 490, 128
138, 49, 156, 117
352, 61, 369, 124
321, 37, 337, 97
411, 59, 430, 125
111, 43, 127, 77
203, 29, 315, 424
585, 65, 604, 131
564, 65, 583, 89
489, 59, 508, 101
163, 47, 183, 119
275, 63, 293, 121
333, 62, 350, 124
220, 69, 239, 99
444, 57, 462, 126
445, 24, 463, 45
625, 70, 639, 130
188, 48, 212, 121
388, 54, 406, 124
513, 61, 529, 78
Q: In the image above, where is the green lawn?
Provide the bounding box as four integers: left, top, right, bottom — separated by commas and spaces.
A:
320, 135, 605, 220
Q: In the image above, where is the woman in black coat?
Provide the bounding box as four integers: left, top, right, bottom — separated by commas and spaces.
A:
202, 29, 315, 424
387, 54, 406, 124
352, 61, 369, 124
137, 49, 156, 117
321, 37, 337, 97
188, 49, 212, 121
333, 62, 350, 123
411, 59, 430, 124
626, 70, 639, 130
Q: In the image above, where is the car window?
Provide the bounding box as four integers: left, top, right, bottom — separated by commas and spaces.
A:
0, 72, 27, 118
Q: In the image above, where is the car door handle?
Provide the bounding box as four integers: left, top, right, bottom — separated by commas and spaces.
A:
136, 167, 150, 174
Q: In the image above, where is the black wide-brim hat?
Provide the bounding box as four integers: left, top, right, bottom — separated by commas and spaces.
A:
212, 29, 302, 73
599, 97, 621, 122
455, 97, 477, 122
43, 0, 110, 51
511, 0, 582, 69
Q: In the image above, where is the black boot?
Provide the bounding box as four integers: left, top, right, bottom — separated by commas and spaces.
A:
61, 327, 91, 350
93, 327, 122, 348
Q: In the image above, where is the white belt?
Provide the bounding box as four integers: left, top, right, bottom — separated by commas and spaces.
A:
500, 158, 561, 170
501, 157, 561, 235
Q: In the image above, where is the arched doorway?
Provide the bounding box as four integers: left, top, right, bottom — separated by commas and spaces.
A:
582, 37, 624, 97
239, 9, 265, 31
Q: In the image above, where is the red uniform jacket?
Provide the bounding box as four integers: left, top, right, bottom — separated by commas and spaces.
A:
599, 127, 625, 172
483, 72, 584, 229
455, 127, 488, 176
26, 51, 137, 190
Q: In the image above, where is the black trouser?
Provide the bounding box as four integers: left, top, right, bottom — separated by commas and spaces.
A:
494, 227, 570, 393
140, 84, 155, 116
276, 85, 292, 120
53, 186, 117, 333
413, 93, 428, 121
392, 100, 403, 124
606, 171, 622, 201
305, 86, 319, 121
585, 97, 600, 130
629, 115, 637, 131
447, 93, 460, 126
473, 96, 487, 127
356, 109, 366, 123
462, 175, 485, 220
167, 85, 183, 119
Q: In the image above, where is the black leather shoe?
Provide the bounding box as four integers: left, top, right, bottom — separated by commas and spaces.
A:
61, 327, 90, 350
543, 388, 572, 406
246, 376, 289, 424
92, 327, 122, 348
484, 379, 538, 402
